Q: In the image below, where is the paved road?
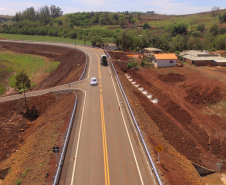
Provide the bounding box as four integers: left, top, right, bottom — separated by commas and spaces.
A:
0, 41, 155, 185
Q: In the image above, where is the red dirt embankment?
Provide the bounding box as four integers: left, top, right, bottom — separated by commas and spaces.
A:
0, 92, 77, 185
110, 51, 226, 185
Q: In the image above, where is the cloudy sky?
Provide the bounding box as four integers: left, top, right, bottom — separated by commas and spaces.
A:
0, 0, 226, 16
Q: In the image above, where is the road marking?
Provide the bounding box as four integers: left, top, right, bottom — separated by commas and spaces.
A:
108, 67, 144, 185
70, 90, 86, 185
99, 84, 102, 87
100, 94, 110, 185
100, 89, 102, 93
95, 53, 101, 80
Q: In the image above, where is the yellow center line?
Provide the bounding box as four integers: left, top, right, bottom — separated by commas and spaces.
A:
100, 94, 110, 185
95, 53, 101, 80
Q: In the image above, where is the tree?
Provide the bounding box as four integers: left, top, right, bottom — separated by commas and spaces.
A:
220, 27, 226, 34
219, 12, 226, 22
209, 24, 219, 36
119, 16, 127, 26
143, 23, 149, 29
15, 71, 31, 110
211, 6, 219, 17
166, 23, 188, 35
130, 17, 136, 25
137, 12, 141, 20
215, 35, 226, 50
187, 37, 203, 50
197, 23, 205, 32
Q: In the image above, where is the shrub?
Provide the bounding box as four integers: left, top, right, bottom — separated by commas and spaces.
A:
128, 58, 139, 70
15, 179, 22, 185
197, 23, 205, 32
143, 23, 149, 29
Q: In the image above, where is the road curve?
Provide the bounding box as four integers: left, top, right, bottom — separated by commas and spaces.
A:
0, 41, 155, 185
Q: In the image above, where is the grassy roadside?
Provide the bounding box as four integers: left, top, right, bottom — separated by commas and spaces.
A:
0, 51, 60, 94
0, 33, 92, 45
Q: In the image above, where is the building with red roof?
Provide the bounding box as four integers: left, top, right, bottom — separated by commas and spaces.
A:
153, 53, 178, 68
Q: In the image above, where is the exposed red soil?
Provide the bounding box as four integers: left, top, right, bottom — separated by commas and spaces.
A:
0, 91, 77, 185
110, 51, 226, 185
158, 73, 186, 82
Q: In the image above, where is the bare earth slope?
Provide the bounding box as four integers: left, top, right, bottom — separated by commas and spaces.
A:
0, 41, 85, 185
109, 51, 226, 185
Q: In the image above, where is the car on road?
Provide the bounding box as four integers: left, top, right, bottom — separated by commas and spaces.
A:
90, 77, 98, 86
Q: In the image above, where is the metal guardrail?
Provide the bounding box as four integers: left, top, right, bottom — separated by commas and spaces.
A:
79, 50, 88, 80
109, 57, 163, 185
53, 92, 78, 185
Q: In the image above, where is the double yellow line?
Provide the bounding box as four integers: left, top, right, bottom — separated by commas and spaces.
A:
97, 52, 110, 185
100, 94, 110, 185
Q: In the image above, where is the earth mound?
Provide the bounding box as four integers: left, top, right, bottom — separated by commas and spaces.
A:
185, 84, 224, 105
0, 91, 76, 185
158, 73, 186, 82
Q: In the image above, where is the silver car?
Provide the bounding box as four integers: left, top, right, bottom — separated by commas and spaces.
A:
90, 77, 98, 86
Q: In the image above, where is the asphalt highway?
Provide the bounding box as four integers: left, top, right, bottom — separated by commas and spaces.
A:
0, 41, 156, 185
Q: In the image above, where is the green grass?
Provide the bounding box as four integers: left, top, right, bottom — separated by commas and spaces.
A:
22, 168, 29, 178
149, 11, 226, 29
0, 85, 6, 94
0, 33, 91, 45
15, 179, 22, 185
0, 52, 60, 94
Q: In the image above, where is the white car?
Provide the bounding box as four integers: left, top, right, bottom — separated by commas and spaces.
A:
90, 77, 98, 86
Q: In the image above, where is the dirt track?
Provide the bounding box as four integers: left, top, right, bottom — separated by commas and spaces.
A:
109, 51, 226, 185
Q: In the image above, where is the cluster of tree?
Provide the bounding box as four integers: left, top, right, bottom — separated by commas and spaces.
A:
114, 23, 226, 52
2, 7, 226, 53
14, 5, 63, 23
164, 23, 188, 35
2, 19, 226, 51
68, 12, 136, 27
219, 12, 226, 22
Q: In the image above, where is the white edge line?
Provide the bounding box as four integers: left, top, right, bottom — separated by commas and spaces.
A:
113, 72, 157, 185
108, 66, 144, 185
70, 88, 86, 185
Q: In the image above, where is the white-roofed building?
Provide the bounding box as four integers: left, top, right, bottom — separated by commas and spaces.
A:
144, 47, 163, 57
181, 50, 226, 66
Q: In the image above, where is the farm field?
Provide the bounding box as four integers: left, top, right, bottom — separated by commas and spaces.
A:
109, 50, 226, 184
0, 50, 60, 95
0, 41, 86, 93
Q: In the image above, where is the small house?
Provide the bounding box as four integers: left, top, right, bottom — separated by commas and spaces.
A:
144, 47, 163, 57
105, 43, 118, 50
153, 53, 178, 68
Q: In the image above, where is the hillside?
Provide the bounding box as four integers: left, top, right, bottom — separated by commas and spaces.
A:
1, 8, 226, 53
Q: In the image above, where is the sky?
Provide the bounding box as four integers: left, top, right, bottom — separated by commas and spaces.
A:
0, 0, 226, 16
